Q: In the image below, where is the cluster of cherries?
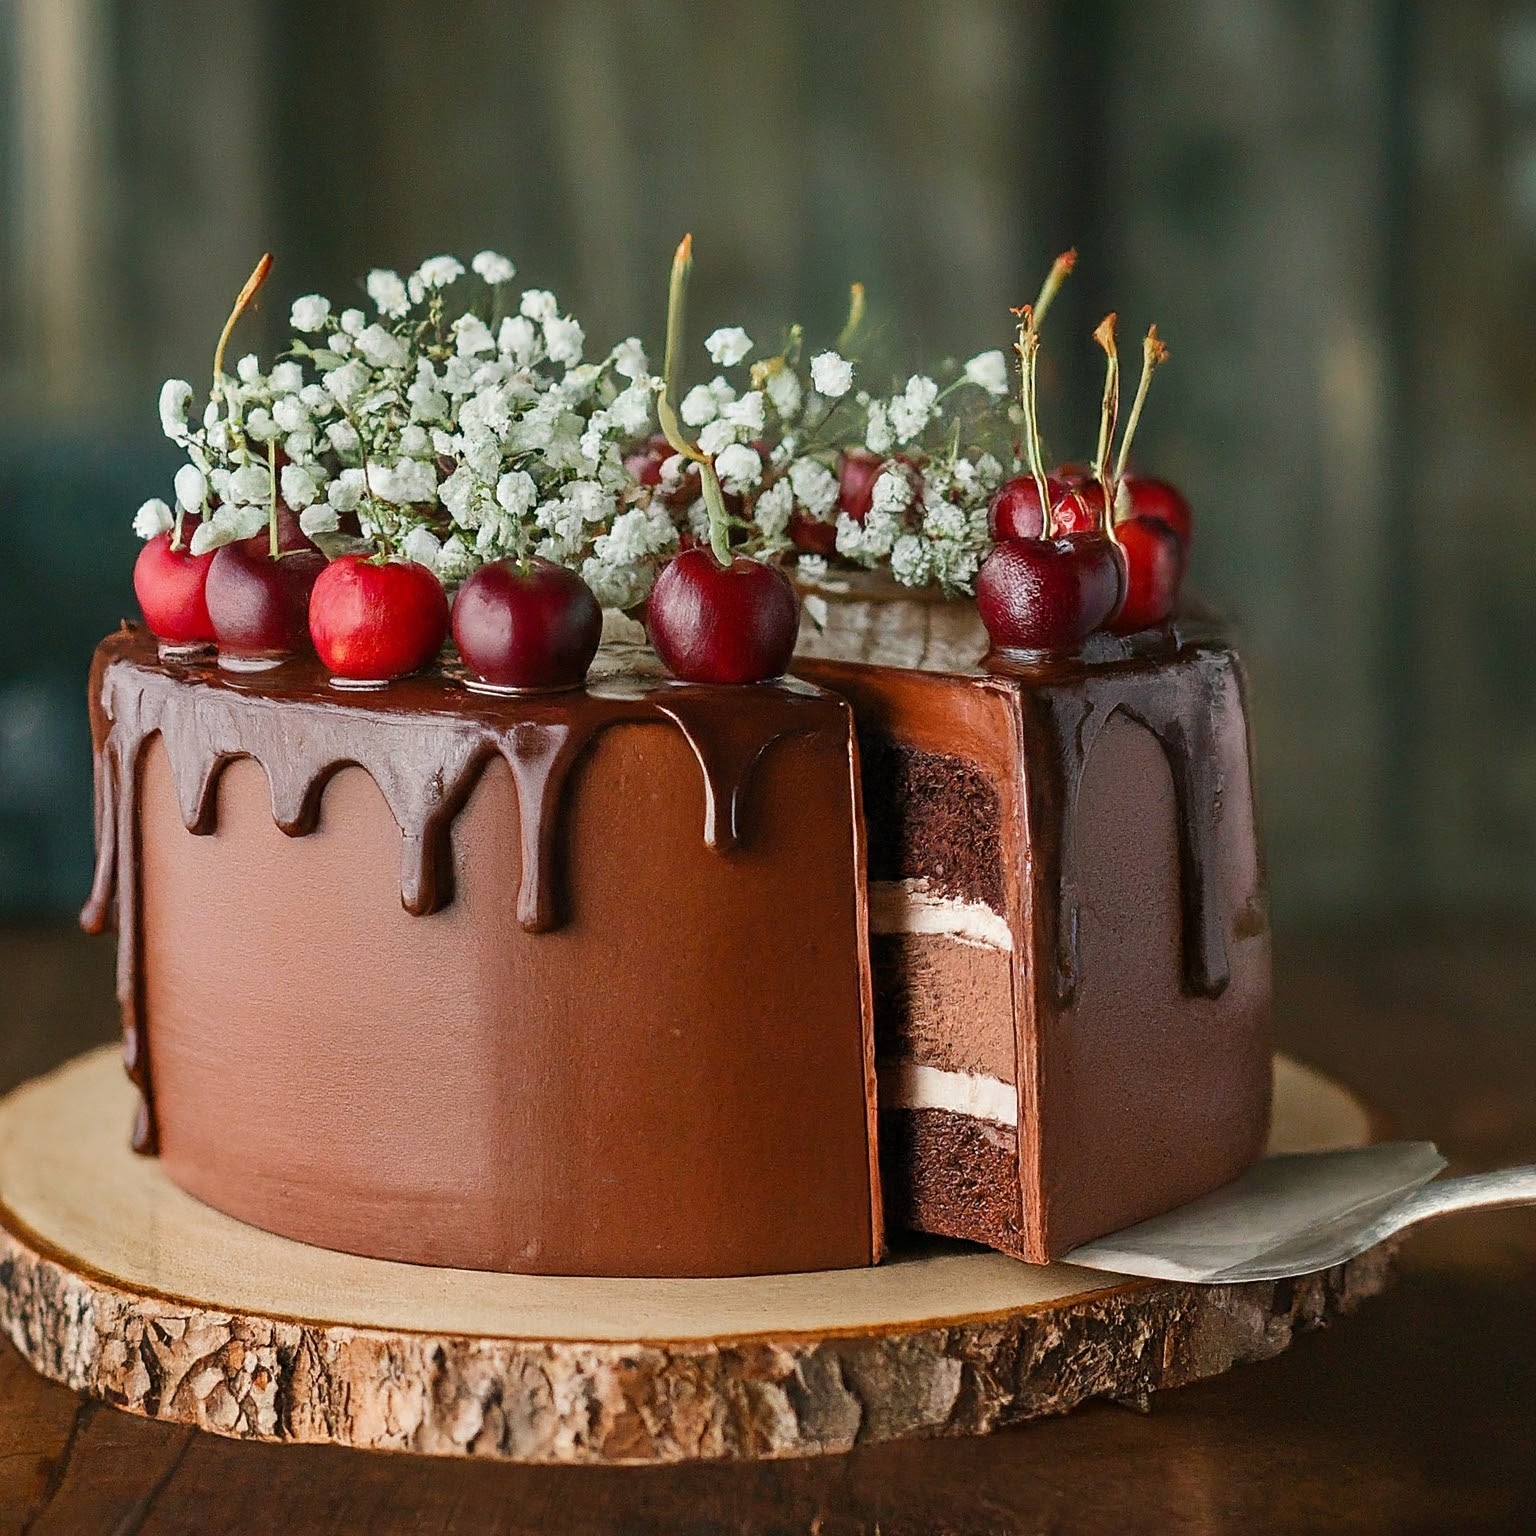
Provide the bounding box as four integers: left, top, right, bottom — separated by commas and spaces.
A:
133, 513, 796, 693
974, 263, 1192, 657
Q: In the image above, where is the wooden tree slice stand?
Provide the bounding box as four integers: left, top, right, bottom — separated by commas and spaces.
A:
0, 1048, 1392, 1465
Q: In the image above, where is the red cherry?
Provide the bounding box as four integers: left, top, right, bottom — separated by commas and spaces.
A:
788, 512, 838, 557
647, 548, 800, 684
308, 555, 449, 682
836, 449, 884, 522
133, 531, 216, 646
1049, 481, 1110, 536
975, 534, 1125, 653
1122, 475, 1193, 548
1108, 517, 1184, 634
451, 557, 602, 692
1053, 461, 1096, 489
988, 474, 1068, 540
623, 433, 671, 489
205, 541, 326, 664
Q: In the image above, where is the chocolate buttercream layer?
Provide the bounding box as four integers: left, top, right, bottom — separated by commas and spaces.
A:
871, 932, 1014, 1081
880, 1108, 1026, 1258
85, 627, 880, 1279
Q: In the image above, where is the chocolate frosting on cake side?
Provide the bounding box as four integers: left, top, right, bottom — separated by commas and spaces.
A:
81, 625, 881, 1278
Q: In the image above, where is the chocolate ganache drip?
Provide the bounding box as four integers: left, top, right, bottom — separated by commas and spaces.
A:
1008, 642, 1251, 1006
81, 625, 835, 1154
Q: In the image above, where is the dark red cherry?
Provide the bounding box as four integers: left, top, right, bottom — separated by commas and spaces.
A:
836, 449, 884, 521
1122, 474, 1193, 548
623, 433, 672, 489
988, 473, 1068, 540
1049, 481, 1110, 536
133, 531, 216, 647
308, 555, 449, 682
1108, 517, 1184, 634
975, 534, 1125, 654
451, 557, 602, 692
647, 548, 800, 684
206, 541, 326, 664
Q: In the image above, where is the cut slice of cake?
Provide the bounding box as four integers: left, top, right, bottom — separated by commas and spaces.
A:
800, 627, 1273, 1263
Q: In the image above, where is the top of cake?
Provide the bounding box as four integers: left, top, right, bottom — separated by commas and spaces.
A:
126, 240, 1196, 690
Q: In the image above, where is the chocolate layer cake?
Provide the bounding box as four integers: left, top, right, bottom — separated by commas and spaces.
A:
798, 621, 1273, 1264
82, 626, 881, 1279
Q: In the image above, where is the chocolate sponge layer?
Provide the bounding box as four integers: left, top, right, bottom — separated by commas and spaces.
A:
859, 739, 1004, 910
879, 1108, 1026, 1259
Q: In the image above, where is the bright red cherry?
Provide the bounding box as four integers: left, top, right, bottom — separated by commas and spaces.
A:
1108, 517, 1184, 634
975, 534, 1125, 654
308, 555, 448, 683
452, 557, 602, 692
988, 473, 1069, 540
133, 531, 216, 648
647, 548, 800, 684
205, 541, 326, 666
1122, 475, 1193, 548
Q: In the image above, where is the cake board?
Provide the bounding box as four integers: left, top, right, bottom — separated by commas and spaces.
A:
0, 1048, 1392, 1465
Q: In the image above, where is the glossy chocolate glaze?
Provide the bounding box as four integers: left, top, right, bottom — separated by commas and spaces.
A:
799, 625, 1272, 1261
82, 625, 856, 1169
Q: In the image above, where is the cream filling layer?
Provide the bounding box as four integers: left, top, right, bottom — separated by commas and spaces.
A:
877, 1059, 1018, 1128
867, 880, 1012, 951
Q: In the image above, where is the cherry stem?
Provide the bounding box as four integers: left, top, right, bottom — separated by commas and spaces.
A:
1032, 248, 1077, 331
1093, 313, 1120, 540
266, 438, 280, 561
835, 281, 866, 355
1011, 304, 1053, 537
1112, 325, 1170, 487
212, 252, 273, 405
657, 232, 732, 564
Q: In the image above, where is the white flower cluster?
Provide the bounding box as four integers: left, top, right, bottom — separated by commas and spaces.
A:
139, 252, 675, 607
831, 450, 1004, 595
657, 321, 1009, 590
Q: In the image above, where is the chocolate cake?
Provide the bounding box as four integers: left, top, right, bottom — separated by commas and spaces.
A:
81, 626, 882, 1279
796, 613, 1272, 1263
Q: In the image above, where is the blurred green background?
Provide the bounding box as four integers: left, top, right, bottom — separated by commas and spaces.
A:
2, 0, 1535, 926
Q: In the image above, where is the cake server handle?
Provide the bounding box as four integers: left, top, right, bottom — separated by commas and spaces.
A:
1367, 1163, 1536, 1244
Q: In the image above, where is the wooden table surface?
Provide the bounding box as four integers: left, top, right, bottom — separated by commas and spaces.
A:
2, 924, 1534, 1535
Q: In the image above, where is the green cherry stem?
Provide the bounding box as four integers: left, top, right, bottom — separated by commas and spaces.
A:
1112, 325, 1170, 488
1031, 248, 1076, 331
1011, 304, 1053, 537
266, 438, 280, 561
1092, 313, 1120, 541
834, 281, 866, 355
657, 232, 733, 566
212, 252, 273, 418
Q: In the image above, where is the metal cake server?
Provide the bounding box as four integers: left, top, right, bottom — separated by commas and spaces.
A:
1061, 1143, 1536, 1284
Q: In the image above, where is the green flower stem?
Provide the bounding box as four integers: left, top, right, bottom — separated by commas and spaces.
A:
834, 281, 866, 355
267, 439, 280, 561
1092, 313, 1120, 540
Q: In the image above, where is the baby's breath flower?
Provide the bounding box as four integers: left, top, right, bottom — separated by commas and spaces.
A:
355, 324, 409, 370
610, 337, 649, 381
272, 396, 309, 434
519, 289, 559, 323
963, 349, 1010, 396
714, 441, 763, 492
765, 366, 803, 419
269, 360, 304, 394
173, 464, 207, 512
338, 308, 367, 337
280, 463, 321, 509
290, 295, 331, 333
496, 469, 538, 517
890, 532, 933, 587
810, 351, 854, 398
754, 477, 794, 539
158, 379, 194, 443
235, 353, 263, 384
324, 359, 369, 406
888, 375, 939, 442
788, 457, 838, 519
705, 326, 753, 367
697, 419, 740, 457
865, 399, 893, 454
871, 468, 914, 514
453, 313, 496, 359
471, 250, 517, 285
543, 315, 584, 367
366, 268, 410, 317
402, 526, 443, 568
133, 498, 173, 539
299, 505, 341, 538
415, 255, 465, 289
